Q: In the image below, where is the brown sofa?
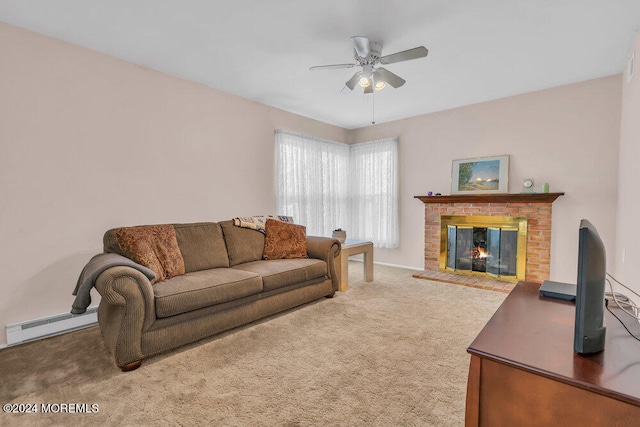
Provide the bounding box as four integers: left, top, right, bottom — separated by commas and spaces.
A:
94, 220, 340, 371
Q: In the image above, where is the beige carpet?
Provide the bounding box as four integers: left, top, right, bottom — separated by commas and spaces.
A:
0, 263, 506, 426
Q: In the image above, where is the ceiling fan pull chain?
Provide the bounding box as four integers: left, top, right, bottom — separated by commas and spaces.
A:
372, 92, 376, 125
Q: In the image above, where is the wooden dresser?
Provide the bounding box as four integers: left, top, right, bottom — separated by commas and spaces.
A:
466, 281, 640, 426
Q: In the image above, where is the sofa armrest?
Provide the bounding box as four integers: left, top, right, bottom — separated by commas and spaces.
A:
94, 266, 155, 367
306, 236, 341, 292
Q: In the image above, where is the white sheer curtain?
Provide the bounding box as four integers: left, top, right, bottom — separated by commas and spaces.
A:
349, 138, 399, 248
275, 130, 350, 237
275, 130, 398, 247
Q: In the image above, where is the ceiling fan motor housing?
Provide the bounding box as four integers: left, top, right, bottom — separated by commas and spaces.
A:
355, 41, 382, 65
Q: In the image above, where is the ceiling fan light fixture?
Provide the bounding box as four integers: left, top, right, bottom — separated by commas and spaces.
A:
359, 65, 373, 88
373, 69, 386, 90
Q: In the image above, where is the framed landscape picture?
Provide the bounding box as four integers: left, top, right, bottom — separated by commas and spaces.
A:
451, 155, 509, 195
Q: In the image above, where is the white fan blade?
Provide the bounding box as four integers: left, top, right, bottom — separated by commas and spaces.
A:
309, 63, 356, 71
345, 71, 361, 91
376, 68, 406, 88
380, 46, 428, 65
351, 36, 370, 58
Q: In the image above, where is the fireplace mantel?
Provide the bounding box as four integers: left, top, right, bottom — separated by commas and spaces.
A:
415, 192, 564, 205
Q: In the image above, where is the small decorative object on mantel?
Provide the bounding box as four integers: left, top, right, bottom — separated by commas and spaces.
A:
451, 155, 509, 195
332, 228, 346, 243
521, 178, 535, 193
542, 183, 550, 193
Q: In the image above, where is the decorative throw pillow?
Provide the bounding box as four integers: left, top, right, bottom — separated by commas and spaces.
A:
262, 219, 308, 260
115, 224, 185, 284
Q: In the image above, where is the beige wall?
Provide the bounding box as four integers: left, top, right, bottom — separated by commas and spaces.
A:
350, 76, 622, 282
0, 23, 348, 345
614, 32, 640, 296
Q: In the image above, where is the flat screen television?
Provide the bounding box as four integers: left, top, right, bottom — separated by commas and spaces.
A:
574, 219, 607, 354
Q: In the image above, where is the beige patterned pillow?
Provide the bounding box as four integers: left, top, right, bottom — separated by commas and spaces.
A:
262, 219, 308, 260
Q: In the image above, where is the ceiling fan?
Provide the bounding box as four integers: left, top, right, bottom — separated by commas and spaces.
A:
310, 36, 428, 94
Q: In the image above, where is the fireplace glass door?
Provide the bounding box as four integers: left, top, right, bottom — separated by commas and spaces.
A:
447, 226, 491, 273
444, 218, 524, 281
486, 227, 518, 277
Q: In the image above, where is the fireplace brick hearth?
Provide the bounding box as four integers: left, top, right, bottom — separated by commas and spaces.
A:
414, 193, 564, 287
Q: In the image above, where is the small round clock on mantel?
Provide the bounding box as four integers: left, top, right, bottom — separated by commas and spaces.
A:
522, 178, 535, 193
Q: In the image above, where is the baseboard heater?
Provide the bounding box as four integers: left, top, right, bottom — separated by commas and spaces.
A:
6, 306, 98, 346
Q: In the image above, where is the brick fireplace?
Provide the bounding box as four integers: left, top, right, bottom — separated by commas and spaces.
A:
414, 193, 564, 289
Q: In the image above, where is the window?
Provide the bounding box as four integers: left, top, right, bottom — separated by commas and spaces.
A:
349, 138, 399, 248
275, 129, 398, 248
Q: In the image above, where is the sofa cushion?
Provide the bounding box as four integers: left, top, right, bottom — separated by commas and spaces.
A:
220, 220, 265, 267
115, 224, 185, 284
263, 219, 308, 260
174, 222, 230, 272
153, 268, 263, 318
232, 259, 327, 292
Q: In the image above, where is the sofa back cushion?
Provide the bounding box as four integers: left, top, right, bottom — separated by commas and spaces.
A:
105, 222, 231, 272
174, 222, 229, 272
220, 220, 265, 266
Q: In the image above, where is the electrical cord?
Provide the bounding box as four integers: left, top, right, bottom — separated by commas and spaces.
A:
605, 299, 640, 343
605, 284, 640, 319
605, 273, 640, 320
603, 273, 640, 342
607, 272, 640, 301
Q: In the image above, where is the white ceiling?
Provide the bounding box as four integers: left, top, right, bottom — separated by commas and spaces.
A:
2, 1, 639, 129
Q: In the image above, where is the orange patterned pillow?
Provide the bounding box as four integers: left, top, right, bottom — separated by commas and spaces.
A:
263, 219, 308, 260
116, 224, 185, 284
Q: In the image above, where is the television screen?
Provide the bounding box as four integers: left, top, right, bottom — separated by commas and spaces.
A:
574, 219, 607, 354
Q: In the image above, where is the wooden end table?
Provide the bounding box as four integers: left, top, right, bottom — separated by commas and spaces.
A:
335, 239, 373, 291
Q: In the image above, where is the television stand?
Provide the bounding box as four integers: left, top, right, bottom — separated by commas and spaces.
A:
466, 281, 640, 426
